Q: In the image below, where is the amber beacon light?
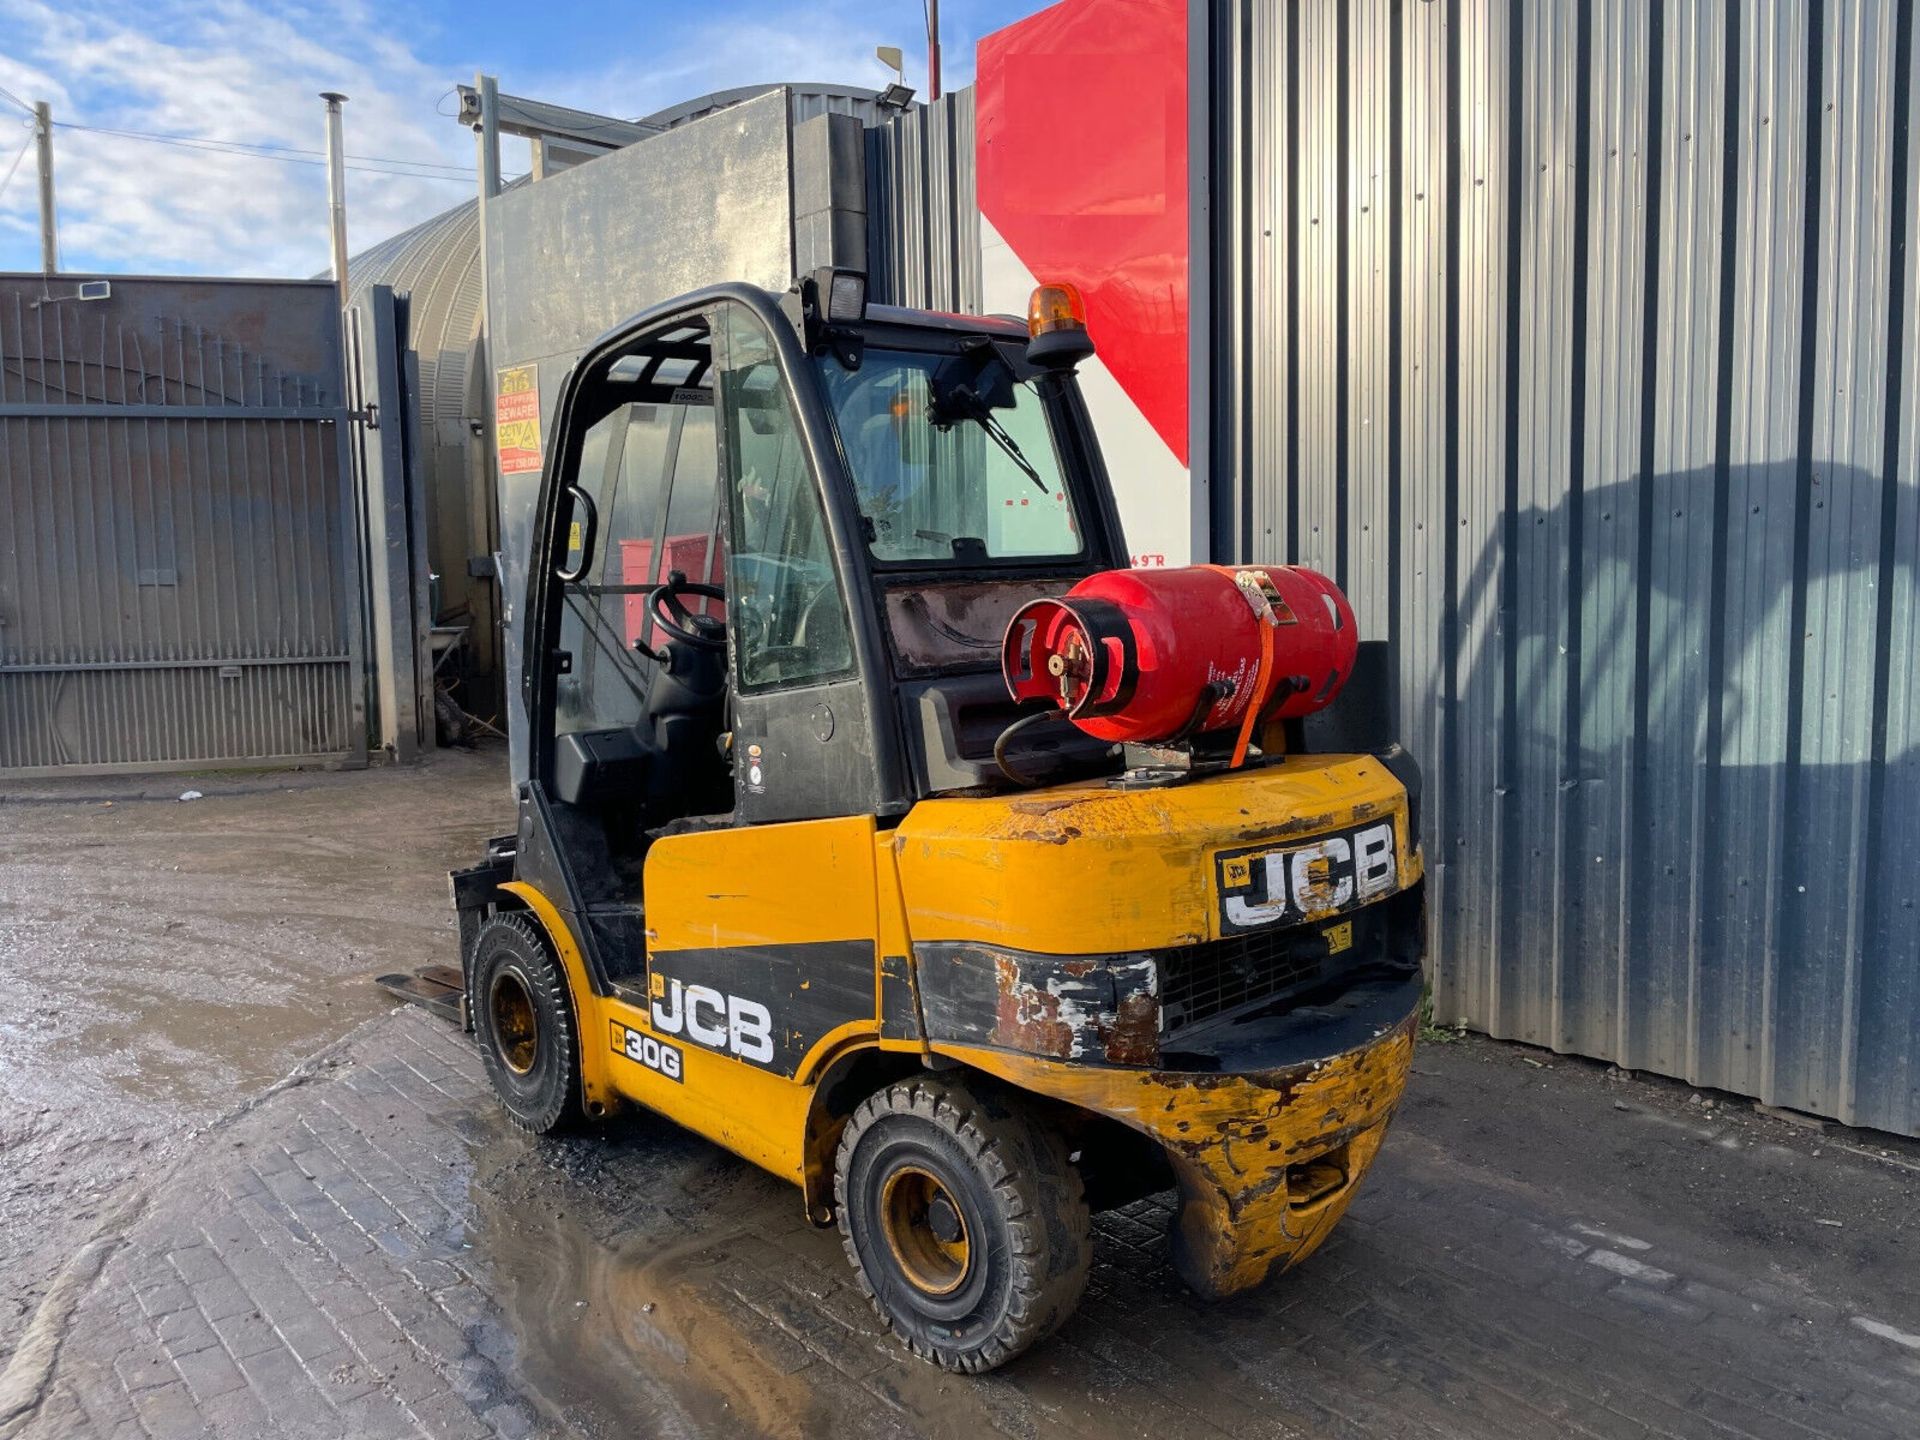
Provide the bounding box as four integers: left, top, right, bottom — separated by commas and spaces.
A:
1025, 282, 1095, 369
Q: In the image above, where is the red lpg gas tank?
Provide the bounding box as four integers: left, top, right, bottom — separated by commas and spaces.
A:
1001, 565, 1358, 745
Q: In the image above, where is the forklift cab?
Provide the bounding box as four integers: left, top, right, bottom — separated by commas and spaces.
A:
517, 278, 1129, 927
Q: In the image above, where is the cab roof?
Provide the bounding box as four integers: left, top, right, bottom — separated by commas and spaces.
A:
860, 302, 1028, 340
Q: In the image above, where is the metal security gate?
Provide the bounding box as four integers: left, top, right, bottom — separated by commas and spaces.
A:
0, 276, 365, 776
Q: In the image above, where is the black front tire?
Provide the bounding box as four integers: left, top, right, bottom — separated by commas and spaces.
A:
469, 912, 582, 1134
834, 1076, 1091, 1373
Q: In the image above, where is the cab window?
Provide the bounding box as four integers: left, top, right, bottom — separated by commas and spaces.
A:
817, 344, 1081, 565
552, 322, 722, 739
715, 302, 853, 689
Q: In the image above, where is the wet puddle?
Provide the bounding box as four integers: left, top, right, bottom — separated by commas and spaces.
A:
458, 1114, 1033, 1439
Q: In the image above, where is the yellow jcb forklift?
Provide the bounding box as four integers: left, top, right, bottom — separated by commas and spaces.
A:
445, 271, 1426, 1371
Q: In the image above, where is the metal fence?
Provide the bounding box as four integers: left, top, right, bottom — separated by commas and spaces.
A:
0, 276, 365, 776
1211, 0, 1920, 1135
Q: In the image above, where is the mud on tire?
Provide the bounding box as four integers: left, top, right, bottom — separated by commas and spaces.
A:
469, 912, 583, 1134
833, 1076, 1092, 1373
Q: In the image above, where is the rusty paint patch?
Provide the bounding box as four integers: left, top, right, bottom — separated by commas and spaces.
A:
1103, 989, 1162, 1066
1008, 794, 1101, 817
990, 953, 1075, 1058
1233, 810, 1343, 845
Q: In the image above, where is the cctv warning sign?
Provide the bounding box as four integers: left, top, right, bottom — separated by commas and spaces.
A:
495, 365, 543, 475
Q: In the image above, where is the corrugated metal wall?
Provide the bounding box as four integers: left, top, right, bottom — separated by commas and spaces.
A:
0, 276, 365, 776
1213, 0, 1920, 1135
866, 91, 982, 313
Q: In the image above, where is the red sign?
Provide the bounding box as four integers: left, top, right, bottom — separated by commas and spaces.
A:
976, 0, 1190, 466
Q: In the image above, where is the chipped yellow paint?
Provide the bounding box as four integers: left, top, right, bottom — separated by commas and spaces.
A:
932, 1001, 1418, 1298
892, 754, 1420, 954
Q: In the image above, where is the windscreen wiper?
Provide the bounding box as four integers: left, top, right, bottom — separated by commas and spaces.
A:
968, 406, 1050, 495
927, 352, 1052, 495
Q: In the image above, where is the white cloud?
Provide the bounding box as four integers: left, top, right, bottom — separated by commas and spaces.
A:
514, 2, 983, 123
0, 0, 476, 276
0, 0, 1001, 279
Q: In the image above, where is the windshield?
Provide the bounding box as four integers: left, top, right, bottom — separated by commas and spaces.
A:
818, 344, 1083, 565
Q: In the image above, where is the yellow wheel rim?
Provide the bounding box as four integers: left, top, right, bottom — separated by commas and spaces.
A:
490, 971, 539, 1076
879, 1165, 971, 1296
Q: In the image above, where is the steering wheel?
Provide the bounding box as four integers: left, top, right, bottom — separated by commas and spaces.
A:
747, 579, 848, 680
645, 571, 727, 652
793, 578, 841, 648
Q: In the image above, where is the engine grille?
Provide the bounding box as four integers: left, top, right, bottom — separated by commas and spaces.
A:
1158, 927, 1332, 1034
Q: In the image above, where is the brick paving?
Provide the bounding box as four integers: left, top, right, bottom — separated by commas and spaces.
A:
5, 1006, 1918, 1440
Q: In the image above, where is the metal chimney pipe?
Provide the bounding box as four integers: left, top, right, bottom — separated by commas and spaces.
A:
33, 101, 57, 274
320, 92, 350, 308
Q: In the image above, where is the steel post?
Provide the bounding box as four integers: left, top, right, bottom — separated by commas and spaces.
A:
33, 101, 56, 274
927, 0, 943, 101
320, 92, 350, 309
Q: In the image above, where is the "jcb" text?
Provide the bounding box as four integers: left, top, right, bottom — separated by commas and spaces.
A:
650, 978, 775, 1065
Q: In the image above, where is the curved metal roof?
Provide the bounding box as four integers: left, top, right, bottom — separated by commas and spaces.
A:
635, 82, 892, 131
345, 192, 492, 444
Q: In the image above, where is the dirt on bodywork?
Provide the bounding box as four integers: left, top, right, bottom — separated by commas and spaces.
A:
0, 748, 509, 1356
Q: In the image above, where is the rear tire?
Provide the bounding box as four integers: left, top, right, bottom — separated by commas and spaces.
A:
469, 912, 582, 1134
834, 1076, 1091, 1372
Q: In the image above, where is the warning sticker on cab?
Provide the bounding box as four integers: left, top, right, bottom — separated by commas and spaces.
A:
1215, 817, 1398, 935
496, 364, 543, 475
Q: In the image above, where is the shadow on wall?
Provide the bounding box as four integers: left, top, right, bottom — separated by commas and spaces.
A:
1437, 461, 1919, 1132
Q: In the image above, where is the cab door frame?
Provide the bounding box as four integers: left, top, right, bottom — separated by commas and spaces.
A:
525, 285, 907, 822
518, 285, 910, 993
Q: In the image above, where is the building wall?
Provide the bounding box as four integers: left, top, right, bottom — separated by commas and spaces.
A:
866, 90, 982, 315
1213, 0, 1920, 1134
346, 199, 494, 681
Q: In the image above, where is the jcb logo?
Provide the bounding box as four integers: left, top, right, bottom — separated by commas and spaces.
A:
650, 975, 774, 1065
1217, 818, 1399, 934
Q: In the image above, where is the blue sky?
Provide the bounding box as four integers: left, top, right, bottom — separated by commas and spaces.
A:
0, 0, 1047, 277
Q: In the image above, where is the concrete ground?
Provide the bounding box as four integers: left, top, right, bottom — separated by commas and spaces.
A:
2, 754, 1918, 1439
0, 749, 508, 1359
